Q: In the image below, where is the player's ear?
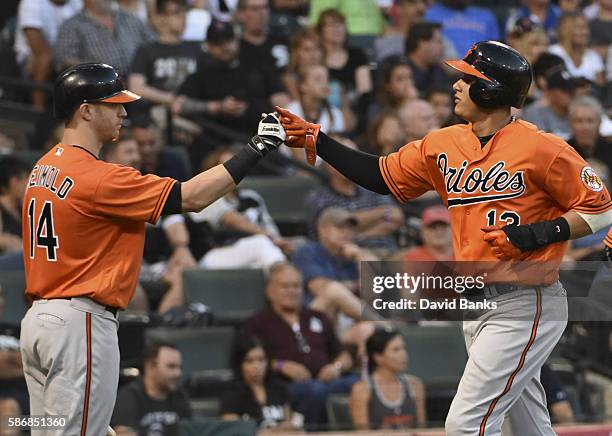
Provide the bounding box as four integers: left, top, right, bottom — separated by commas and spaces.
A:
78, 103, 94, 122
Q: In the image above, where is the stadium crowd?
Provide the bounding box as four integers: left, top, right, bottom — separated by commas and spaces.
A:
0, 0, 611, 434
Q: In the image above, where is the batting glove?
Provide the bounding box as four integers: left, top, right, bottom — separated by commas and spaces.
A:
275, 106, 320, 165
481, 225, 531, 261
247, 112, 286, 157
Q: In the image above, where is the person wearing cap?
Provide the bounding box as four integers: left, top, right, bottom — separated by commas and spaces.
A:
403, 205, 454, 262
522, 65, 579, 140
176, 18, 289, 158
19, 62, 286, 435
292, 207, 379, 334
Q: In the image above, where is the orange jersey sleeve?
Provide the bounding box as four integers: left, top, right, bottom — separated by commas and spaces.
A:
605, 227, 612, 248
94, 164, 175, 224
379, 140, 436, 203
538, 142, 611, 214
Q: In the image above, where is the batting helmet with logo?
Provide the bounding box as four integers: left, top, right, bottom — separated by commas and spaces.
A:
445, 41, 532, 109
53, 63, 140, 120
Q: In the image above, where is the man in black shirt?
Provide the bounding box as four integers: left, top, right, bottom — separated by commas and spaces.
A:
235, 0, 289, 73
112, 342, 192, 435
177, 19, 289, 138
403, 22, 451, 98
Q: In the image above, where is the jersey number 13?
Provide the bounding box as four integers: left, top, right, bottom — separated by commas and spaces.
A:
27, 199, 59, 261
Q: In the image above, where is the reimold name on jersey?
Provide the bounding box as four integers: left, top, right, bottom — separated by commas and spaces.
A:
437, 153, 526, 207
27, 164, 75, 200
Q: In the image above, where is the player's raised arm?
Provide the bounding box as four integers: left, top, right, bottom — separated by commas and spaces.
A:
274, 106, 391, 195
178, 113, 286, 212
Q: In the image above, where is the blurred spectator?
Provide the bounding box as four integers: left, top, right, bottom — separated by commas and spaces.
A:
270, 0, 308, 18
246, 262, 357, 428
129, 0, 202, 119
425, 0, 500, 57
220, 333, 302, 431
540, 363, 575, 424
283, 28, 323, 101
588, 0, 612, 62
285, 64, 348, 164
316, 9, 373, 107
403, 22, 449, 98
177, 19, 288, 150
188, 147, 289, 269
567, 95, 612, 173
506, 17, 550, 65
369, 57, 418, 120
374, 0, 457, 62
103, 133, 142, 169
181, 0, 211, 42
111, 342, 192, 435
505, 0, 561, 39
402, 205, 454, 262
207, 0, 238, 22
426, 86, 455, 127
309, 0, 384, 36
132, 120, 190, 181
398, 99, 439, 142
365, 111, 405, 155
0, 1, 19, 30
0, 286, 28, 417
293, 207, 379, 325
13, 0, 82, 108
522, 66, 577, 140
305, 137, 403, 251
236, 0, 289, 73
0, 157, 29, 255
349, 327, 426, 430
548, 12, 605, 86
117, 0, 149, 22
55, 0, 155, 76
0, 396, 22, 436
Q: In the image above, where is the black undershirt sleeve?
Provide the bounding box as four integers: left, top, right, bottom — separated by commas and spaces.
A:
161, 181, 182, 216
317, 132, 390, 195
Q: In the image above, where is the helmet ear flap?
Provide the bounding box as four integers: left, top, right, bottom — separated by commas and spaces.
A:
468, 79, 508, 109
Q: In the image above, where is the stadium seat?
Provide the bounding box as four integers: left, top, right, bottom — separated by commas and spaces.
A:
0, 270, 27, 326
178, 419, 257, 436
183, 268, 267, 325
145, 326, 234, 379
190, 398, 221, 419
398, 324, 467, 390
326, 394, 353, 431
398, 324, 467, 424
239, 176, 321, 235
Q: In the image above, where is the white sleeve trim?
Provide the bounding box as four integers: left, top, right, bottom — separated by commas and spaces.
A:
576, 209, 612, 233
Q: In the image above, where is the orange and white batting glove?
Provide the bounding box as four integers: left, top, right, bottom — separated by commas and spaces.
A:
481, 225, 531, 261
275, 106, 320, 166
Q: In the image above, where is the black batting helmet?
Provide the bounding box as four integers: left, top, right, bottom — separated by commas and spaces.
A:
445, 41, 532, 109
53, 63, 140, 120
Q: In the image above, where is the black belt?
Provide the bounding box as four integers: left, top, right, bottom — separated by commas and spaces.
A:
463, 284, 522, 300
34, 297, 119, 316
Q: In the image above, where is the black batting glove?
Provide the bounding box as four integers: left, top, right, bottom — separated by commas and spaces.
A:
247, 112, 286, 157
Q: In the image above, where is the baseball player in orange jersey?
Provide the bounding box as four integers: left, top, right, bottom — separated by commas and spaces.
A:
273, 41, 612, 435
19, 63, 286, 435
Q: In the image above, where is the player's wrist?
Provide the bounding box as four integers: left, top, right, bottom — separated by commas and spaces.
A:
502, 217, 570, 252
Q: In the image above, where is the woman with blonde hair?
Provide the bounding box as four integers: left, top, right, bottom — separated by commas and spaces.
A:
548, 12, 605, 85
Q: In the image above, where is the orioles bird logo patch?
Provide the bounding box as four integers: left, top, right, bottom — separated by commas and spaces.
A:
580, 166, 603, 192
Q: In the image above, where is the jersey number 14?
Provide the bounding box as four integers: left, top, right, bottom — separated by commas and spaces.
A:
27, 199, 59, 261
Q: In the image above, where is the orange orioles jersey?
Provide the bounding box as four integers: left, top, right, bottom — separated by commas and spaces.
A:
22, 145, 176, 309
380, 120, 611, 267
605, 228, 612, 248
